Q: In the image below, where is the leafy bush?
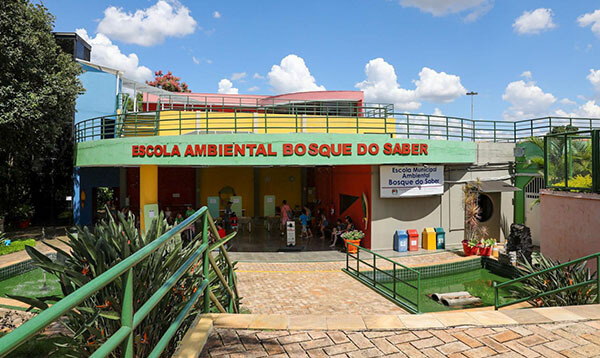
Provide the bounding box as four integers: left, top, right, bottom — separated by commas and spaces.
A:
552, 174, 592, 189
0, 238, 36, 256
340, 230, 365, 241
512, 253, 597, 307
11, 211, 207, 357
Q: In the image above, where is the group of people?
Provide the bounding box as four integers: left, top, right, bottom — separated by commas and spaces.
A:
279, 200, 356, 249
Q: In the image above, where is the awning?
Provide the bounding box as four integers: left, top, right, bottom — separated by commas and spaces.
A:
476, 180, 521, 193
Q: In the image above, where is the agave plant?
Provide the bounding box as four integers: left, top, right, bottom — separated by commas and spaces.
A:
8, 209, 232, 357
510, 253, 598, 307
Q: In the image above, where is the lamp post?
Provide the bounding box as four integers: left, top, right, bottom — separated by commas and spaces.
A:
466, 91, 478, 120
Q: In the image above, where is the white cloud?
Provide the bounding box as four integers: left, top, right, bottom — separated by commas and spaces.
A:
502, 79, 556, 120
556, 101, 600, 118
433, 108, 444, 116
192, 56, 200, 65
521, 71, 532, 79
206, 59, 213, 65
355, 58, 465, 111
97, 0, 197, 46
587, 69, 600, 92
560, 98, 577, 106
513, 8, 556, 35
253, 73, 265, 80
399, 0, 492, 19
231, 72, 247, 81
414, 67, 466, 103
268, 54, 325, 93
213, 11, 221, 19
218, 79, 238, 94
578, 9, 600, 38
247, 86, 260, 92
76, 28, 153, 82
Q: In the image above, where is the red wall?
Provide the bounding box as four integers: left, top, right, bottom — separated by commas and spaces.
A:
126, 167, 140, 213
158, 167, 196, 214
314, 165, 372, 248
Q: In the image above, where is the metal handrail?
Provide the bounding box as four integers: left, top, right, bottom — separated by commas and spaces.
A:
493, 251, 600, 310
73, 109, 600, 144
342, 242, 421, 313
0, 207, 239, 357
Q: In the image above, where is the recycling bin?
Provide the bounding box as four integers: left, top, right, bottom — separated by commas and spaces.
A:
407, 229, 419, 251
422, 227, 436, 251
435, 227, 446, 250
393, 230, 408, 252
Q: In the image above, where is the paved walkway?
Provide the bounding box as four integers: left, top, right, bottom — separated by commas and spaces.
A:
199, 305, 600, 357
236, 252, 469, 315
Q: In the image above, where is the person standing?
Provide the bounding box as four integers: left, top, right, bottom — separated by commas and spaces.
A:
280, 200, 292, 236
224, 201, 233, 232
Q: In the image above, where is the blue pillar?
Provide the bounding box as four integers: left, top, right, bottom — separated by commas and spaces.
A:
73, 167, 81, 225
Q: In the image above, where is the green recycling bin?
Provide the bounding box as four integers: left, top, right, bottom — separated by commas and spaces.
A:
435, 227, 445, 250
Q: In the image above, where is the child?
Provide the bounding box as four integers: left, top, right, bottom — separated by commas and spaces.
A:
319, 212, 328, 239
175, 212, 184, 225
330, 219, 347, 247
299, 209, 313, 239
230, 212, 238, 231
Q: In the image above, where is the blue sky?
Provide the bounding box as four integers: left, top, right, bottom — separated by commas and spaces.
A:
45, 0, 600, 121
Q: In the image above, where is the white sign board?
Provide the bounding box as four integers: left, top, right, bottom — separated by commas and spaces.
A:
286, 221, 296, 246
380, 165, 444, 198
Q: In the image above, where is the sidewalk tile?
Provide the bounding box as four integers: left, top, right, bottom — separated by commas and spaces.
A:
502, 309, 550, 324
466, 311, 518, 326
248, 314, 288, 330
435, 312, 481, 327
399, 314, 444, 329
491, 330, 521, 343
214, 314, 256, 329
326, 315, 366, 330
288, 315, 327, 330
564, 305, 600, 320
534, 307, 585, 322
363, 315, 404, 330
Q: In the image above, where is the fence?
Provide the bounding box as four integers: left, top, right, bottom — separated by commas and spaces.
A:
342, 242, 421, 314
0, 207, 239, 357
544, 130, 600, 193
74, 107, 600, 143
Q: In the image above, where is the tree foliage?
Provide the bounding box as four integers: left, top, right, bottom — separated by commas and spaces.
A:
146, 70, 191, 93
0, 0, 83, 221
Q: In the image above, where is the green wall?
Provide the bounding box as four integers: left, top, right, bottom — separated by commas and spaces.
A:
514, 141, 544, 224
76, 133, 477, 167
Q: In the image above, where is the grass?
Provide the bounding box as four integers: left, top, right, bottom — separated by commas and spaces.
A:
0, 239, 36, 256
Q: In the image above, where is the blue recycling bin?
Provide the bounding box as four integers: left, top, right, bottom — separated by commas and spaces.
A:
393, 230, 408, 252
435, 227, 445, 250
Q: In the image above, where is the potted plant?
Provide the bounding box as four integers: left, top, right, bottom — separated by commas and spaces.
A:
478, 238, 496, 257
341, 230, 364, 254
463, 237, 479, 256
15, 204, 34, 229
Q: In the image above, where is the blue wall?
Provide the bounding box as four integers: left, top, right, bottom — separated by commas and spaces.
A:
75, 63, 119, 125
73, 167, 121, 226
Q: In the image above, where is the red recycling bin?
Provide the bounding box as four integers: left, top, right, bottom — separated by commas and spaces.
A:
407, 229, 419, 251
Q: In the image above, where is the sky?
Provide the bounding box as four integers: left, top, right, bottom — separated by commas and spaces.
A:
43, 0, 600, 121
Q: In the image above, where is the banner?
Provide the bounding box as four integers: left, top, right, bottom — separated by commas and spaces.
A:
380, 165, 444, 198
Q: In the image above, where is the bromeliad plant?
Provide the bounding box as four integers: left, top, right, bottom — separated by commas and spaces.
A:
341, 230, 365, 241
511, 253, 598, 307
9, 210, 213, 357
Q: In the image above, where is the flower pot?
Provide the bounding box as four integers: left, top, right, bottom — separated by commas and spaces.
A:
462, 241, 473, 256
18, 219, 30, 229
479, 246, 492, 257
344, 239, 361, 254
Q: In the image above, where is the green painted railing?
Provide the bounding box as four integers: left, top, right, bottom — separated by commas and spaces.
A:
74, 108, 600, 144
0, 207, 239, 357
493, 252, 600, 310
342, 242, 421, 314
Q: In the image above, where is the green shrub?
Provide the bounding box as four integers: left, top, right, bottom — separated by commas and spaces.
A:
552, 174, 592, 189
0, 238, 36, 256
10, 211, 210, 357
511, 253, 597, 307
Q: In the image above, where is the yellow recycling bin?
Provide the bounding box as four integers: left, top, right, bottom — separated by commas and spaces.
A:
422, 227, 437, 251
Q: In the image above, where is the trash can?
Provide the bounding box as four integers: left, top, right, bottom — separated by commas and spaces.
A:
422, 228, 436, 250
435, 227, 445, 250
407, 229, 419, 251
393, 230, 408, 252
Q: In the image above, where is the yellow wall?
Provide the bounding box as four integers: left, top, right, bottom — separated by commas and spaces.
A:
140, 165, 158, 229
156, 111, 393, 135
257, 167, 302, 216
196, 167, 255, 217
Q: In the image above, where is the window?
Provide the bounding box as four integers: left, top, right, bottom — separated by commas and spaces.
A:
477, 194, 493, 222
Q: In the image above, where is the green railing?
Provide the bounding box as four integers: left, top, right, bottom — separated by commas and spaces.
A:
544, 129, 600, 193
73, 108, 600, 144
342, 242, 421, 313
0, 207, 239, 357
493, 252, 600, 310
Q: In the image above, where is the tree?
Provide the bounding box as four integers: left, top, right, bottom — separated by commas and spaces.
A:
146, 70, 191, 93
0, 0, 83, 223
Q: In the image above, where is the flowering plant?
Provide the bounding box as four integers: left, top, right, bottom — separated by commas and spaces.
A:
341, 230, 365, 241
14, 204, 34, 220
